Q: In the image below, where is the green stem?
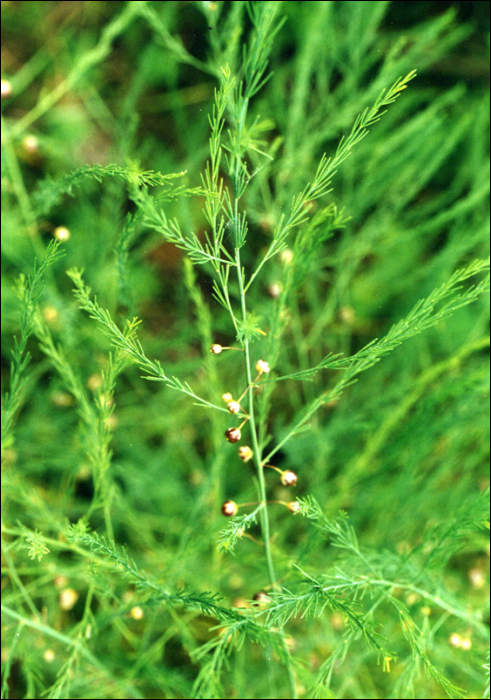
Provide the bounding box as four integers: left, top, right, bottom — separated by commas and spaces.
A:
229, 78, 291, 695
229, 87, 276, 587
235, 247, 277, 589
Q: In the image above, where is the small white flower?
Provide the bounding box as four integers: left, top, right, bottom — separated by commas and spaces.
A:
255, 360, 270, 374
1, 80, 12, 99
53, 226, 70, 242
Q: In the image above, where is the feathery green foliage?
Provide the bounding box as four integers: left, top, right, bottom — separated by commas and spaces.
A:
2, 2, 489, 699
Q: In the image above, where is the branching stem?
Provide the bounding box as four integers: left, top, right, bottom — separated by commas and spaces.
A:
235, 246, 277, 588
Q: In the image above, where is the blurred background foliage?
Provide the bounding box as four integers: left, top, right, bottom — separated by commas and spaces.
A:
1, 2, 489, 698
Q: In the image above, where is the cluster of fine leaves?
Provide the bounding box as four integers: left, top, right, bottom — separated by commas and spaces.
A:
2, 3, 489, 700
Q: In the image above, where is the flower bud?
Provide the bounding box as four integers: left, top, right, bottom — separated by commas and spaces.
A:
279, 248, 293, 265
221, 500, 238, 517
253, 592, 271, 606
287, 501, 301, 514
238, 446, 253, 462
227, 401, 241, 414
449, 633, 462, 648
59, 588, 78, 610
1, 80, 12, 99
468, 567, 485, 588
211, 344, 223, 354
281, 470, 298, 487
23, 135, 40, 155
225, 427, 241, 443
130, 606, 144, 620
53, 226, 70, 242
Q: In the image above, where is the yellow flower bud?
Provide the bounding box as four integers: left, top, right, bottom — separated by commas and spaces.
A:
238, 446, 253, 462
